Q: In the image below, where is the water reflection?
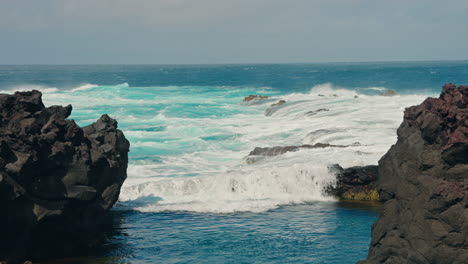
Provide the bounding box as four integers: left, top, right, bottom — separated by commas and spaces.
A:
39, 211, 132, 264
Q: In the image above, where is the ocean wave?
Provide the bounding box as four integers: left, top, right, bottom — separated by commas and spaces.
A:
360, 86, 387, 91
119, 163, 335, 213
3, 82, 433, 213
309, 83, 360, 97
0, 84, 59, 94
70, 83, 99, 91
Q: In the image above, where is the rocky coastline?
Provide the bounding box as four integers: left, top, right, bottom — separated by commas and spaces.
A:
0, 90, 129, 263
1, 83, 466, 263
358, 84, 467, 263
245, 84, 467, 262
327, 164, 380, 201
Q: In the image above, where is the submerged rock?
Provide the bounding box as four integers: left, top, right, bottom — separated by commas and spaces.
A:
305, 108, 330, 116
243, 94, 270, 102
270, 100, 286, 107
379, 89, 397, 96
265, 100, 287, 116
245, 143, 348, 164
359, 83, 468, 263
249, 143, 347, 156
0, 90, 130, 263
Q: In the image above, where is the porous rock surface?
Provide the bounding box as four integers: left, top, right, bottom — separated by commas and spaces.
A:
0, 90, 129, 263
327, 165, 379, 201
359, 83, 467, 263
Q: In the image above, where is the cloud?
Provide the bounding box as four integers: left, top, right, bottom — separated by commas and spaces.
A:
0, 0, 467, 63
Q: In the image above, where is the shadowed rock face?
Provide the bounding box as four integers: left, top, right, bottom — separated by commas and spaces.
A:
359, 84, 468, 264
0, 90, 130, 263
327, 165, 379, 201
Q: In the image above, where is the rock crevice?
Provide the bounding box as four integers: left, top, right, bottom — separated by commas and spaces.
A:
0, 90, 129, 263
359, 83, 467, 263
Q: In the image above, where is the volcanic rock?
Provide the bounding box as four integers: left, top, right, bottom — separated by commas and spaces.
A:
359, 83, 468, 263
249, 143, 347, 156
243, 94, 270, 102
245, 143, 348, 164
327, 165, 380, 201
270, 100, 286, 107
305, 108, 330, 116
265, 100, 287, 116
0, 90, 130, 263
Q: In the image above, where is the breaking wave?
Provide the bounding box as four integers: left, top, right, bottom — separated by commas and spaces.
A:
3, 83, 432, 213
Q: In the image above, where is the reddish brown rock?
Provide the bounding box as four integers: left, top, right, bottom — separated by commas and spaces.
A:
359, 84, 468, 264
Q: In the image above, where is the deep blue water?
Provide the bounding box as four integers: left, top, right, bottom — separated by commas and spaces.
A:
2, 61, 468, 93
1, 62, 467, 263
43, 202, 381, 264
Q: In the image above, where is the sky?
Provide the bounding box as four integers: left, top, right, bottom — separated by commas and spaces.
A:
0, 0, 467, 64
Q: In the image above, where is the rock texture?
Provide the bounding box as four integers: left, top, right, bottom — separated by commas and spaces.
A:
360, 84, 468, 263
327, 165, 379, 201
245, 143, 350, 164
0, 90, 129, 263
243, 94, 270, 102
249, 143, 349, 157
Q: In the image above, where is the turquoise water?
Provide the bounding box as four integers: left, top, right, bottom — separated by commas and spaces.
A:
1, 62, 467, 263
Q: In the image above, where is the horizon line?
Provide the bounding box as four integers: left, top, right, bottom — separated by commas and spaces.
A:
1, 59, 468, 66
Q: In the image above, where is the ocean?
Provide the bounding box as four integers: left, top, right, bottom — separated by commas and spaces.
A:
1, 62, 467, 263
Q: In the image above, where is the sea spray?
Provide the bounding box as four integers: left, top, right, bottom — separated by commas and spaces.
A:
120, 163, 335, 213
2, 82, 431, 213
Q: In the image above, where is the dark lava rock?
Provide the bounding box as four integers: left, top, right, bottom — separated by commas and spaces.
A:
326, 164, 379, 201
249, 143, 347, 156
243, 94, 270, 102
0, 90, 130, 263
245, 143, 348, 164
305, 108, 330, 116
271, 100, 286, 107
359, 83, 468, 263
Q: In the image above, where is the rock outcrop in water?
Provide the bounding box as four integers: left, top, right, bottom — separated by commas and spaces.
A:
379, 89, 397, 97
265, 100, 287, 116
270, 100, 286, 107
245, 143, 350, 164
360, 83, 468, 263
327, 165, 380, 201
243, 94, 270, 102
0, 90, 130, 263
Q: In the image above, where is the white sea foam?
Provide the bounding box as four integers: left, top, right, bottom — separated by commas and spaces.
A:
120, 163, 335, 213
70, 83, 99, 91
13, 82, 433, 213
118, 84, 430, 213
0, 84, 59, 94
360, 86, 387, 91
